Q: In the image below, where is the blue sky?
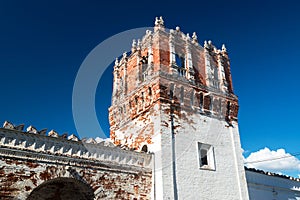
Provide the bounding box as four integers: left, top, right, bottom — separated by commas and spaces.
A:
1, 0, 300, 177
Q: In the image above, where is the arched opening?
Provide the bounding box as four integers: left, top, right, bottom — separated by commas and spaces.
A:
141, 145, 148, 153
148, 87, 152, 96
27, 177, 94, 200
199, 93, 203, 110
226, 101, 231, 116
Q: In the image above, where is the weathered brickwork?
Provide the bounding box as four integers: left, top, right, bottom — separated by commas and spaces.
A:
109, 17, 239, 151
0, 157, 151, 199
0, 127, 152, 199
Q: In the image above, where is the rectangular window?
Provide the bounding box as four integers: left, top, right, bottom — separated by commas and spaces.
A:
203, 95, 212, 111
198, 142, 215, 170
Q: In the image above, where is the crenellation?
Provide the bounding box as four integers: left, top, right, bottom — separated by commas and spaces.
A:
3, 121, 14, 129
48, 129, 59, 137
68, 134, 79, 141
0, 126, 152, 170
27, 125, 38, 134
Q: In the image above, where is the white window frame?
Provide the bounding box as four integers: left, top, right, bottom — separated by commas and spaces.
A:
197, 142, 216, 170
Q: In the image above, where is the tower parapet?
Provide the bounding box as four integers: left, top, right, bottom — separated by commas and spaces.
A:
109, 17, 239, 150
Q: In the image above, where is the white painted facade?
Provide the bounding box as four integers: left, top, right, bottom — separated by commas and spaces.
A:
153, 102, 249, 200
246, 170, 300, 200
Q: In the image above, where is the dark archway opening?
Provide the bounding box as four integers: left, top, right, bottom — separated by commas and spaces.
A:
141, 145, 148, 153
27, 177, 94, 200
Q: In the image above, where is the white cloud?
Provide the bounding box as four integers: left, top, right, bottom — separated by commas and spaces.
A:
244, 147, 300, 172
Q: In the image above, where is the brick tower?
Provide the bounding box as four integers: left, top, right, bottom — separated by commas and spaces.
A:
109, 17, 249, 199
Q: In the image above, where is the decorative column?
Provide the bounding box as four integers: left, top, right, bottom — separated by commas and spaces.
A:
169, 29, 177, 74
217, 44, 228, 93
204, 40, 212, 87
112, 58, 119, 104
131, 39, 137, 53
221, 44, 234, 93
148, 42, 153, 65
185, 33, 194, 82
147, 42, 153, 77
123, 52, 128, 95
135, 41, 141, 84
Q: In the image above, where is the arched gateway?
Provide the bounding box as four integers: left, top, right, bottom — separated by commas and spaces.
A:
27, 177, 94, 200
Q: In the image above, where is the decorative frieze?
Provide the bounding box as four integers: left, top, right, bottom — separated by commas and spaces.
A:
0, 124, 152, 169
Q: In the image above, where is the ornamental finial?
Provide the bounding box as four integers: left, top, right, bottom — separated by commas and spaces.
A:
123, 51, 127, 58
204, 40, 209, 48
192, 32, 198, 43
154, 16, 164, 27
135, 39, 142, 51
222, 44, 227, 52
146, 30, 152, 36
132, 39, 136, 48
131, 39, 137, 52
186, 33, 190, 41
159, 16, 164, 26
